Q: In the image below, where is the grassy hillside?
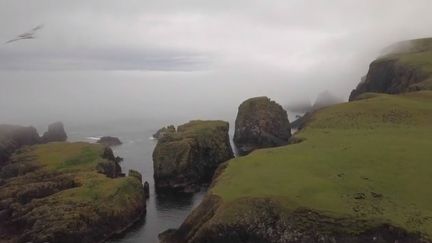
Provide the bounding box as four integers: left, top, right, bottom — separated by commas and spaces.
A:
212, 91, 432, 238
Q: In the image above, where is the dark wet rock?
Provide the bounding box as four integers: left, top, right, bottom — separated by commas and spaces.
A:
97, 136, 122, 146
41, 122, 67, 143
97, 148, 123, 178
153, 120, 233, 192
144, 181, 150, 198
233, 97, 291, 155
153, 125, 176, 139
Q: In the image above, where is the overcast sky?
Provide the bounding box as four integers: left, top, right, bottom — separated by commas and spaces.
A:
1, 0, 432, 125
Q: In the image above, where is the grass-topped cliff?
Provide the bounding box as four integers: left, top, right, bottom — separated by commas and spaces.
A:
0, 142, 146, 243
153, 120, 233, 192
350, 38, 432, 100
164, 91, 432, 242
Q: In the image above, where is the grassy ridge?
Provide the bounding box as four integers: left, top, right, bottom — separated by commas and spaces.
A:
27, 142, 143, 205
213, 91, 432, 237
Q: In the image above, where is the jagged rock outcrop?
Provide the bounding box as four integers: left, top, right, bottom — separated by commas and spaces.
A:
233, 97, 291, 155
41, 122, 67, 143
153, 125, 176, 139
350, 38, 432, 101
97, 136, 122, 146
0, 142, 146, 243
0, 125, 40, 165
153, 120, 233, 192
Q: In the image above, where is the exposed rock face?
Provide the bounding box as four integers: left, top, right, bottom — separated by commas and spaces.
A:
349, 38, 432, 101
0, 125, 40, 165
153, 120, 233, 192
41, 122, 67, 143
97, 136, 122, 146
233, 97, 291, 155
161, 196, 424, 243
0, 142, 146, 243
349, 59, 428, 101
153, 125, 176, 139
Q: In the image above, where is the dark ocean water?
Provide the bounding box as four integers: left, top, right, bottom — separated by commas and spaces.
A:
65, 118, 225, 243
63, 111, 299, 243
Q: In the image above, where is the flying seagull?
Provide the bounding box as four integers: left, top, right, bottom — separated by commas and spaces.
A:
4, 25, 44, 44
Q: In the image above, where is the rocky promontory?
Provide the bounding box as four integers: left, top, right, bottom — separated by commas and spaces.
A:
233, 96, 291, 155
0, 142, 146, 243
153, 120, 233, 192
350, 38, 432, 101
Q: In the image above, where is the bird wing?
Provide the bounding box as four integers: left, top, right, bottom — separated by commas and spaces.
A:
5, 37, 22, 44
4, 24, 43, 44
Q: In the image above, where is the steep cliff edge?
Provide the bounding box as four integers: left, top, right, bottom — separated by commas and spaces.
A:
153, 120, 233, 192
234, 97, 291, 155
350, 38, 432, 101
162, 91, 432, 243
0, 142, 146, 243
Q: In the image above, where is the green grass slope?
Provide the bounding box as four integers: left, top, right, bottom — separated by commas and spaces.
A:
213, 91, 432, 238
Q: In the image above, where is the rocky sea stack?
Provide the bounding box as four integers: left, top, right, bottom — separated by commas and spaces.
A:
350, 38, 432, 101
97, 136, 122, 146
153, 120, 233, 192
233, 96, 291, 155
41, 122, 67, 143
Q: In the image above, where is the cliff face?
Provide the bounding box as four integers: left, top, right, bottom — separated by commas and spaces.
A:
0, 125, 40, 165
0, 142, 146, 243
153, 120, 233, 192
349, 59, 428, 101
234, 97, 291, 155
162, 91, 432, 243
162, 196, 422, 243
350, 38, 432, 101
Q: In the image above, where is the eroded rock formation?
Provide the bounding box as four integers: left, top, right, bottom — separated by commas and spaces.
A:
233, 97, 291, 155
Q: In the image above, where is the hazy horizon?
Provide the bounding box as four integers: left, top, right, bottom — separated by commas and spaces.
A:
2, 0, 432, 126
